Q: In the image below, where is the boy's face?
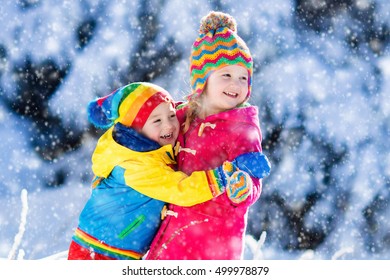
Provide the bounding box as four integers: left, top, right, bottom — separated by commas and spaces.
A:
202, 65, 248, 116
141, 102, 179, 147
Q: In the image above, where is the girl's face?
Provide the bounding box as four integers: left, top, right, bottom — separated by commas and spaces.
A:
141, 102, 179, 147
201, 65, 249, 117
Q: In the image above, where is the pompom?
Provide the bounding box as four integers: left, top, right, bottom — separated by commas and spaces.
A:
87, 99, 114, 130
199, 11, 237, 34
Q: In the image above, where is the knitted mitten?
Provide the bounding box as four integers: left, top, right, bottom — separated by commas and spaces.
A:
226, 170, 253, 204
210, 154, 268, 198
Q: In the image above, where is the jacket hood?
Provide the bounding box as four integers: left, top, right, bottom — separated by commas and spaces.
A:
112, 123, 160, 152
91, 124, 174, 178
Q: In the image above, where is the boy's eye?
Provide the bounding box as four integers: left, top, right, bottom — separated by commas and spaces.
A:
153, 119, 161, 123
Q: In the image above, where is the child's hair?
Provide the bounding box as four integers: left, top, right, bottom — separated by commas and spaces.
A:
88, 82, 173, 131
182, 97, 202, 133
183, 11, 253, 133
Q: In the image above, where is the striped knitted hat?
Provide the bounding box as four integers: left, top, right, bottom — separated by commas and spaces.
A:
87, 82, 173, 130
189, 11, 253, 100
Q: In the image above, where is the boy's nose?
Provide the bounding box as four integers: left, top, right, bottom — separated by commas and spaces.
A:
164, 121, 175, 130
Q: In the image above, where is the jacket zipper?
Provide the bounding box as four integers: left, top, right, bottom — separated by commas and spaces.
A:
118, 215, 145, 239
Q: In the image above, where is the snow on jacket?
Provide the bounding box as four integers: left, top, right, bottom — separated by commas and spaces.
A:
72, 123, 226, 260
146, 104, 263, 260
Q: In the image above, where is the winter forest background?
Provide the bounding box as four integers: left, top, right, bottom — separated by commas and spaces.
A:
0, 0, 389, 260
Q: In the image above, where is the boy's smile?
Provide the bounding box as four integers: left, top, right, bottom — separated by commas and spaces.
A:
160, 132, 175, 141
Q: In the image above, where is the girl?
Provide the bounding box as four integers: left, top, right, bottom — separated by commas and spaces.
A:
146, 11, 268, 260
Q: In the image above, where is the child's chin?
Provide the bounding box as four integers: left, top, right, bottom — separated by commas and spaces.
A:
160, 140, 174, 147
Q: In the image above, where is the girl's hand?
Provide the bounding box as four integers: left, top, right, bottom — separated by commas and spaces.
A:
232, 152, 271, 179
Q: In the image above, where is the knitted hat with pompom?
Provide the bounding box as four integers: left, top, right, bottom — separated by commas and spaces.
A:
87, 82, 173, 131
189, 11, 253, 100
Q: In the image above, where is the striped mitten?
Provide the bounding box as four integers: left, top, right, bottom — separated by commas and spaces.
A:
226, 170, 253, 204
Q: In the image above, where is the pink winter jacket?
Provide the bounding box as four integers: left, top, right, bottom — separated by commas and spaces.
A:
146, 104, 263, 260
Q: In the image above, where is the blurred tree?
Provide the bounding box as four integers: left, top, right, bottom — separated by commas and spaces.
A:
247, 0, 390, 257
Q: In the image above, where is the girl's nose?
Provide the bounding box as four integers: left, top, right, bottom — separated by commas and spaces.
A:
230, 78, 241, 89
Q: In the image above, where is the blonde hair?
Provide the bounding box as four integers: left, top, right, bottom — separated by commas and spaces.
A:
182, 96, 202, 134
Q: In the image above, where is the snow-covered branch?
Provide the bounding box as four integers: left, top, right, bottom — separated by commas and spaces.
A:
7, 189, 28, 260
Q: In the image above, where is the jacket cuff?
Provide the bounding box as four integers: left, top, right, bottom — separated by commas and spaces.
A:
205, 169, 226, 197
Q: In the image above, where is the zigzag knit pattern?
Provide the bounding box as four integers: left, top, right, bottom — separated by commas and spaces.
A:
189, 26, 253, 98
226, 171, 252, 204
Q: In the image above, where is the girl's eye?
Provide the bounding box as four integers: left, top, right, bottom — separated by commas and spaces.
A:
240, 76, 248, 81
222, 73, 231, 77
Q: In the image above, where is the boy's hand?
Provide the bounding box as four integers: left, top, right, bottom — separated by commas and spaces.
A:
226, 171, 252, 204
